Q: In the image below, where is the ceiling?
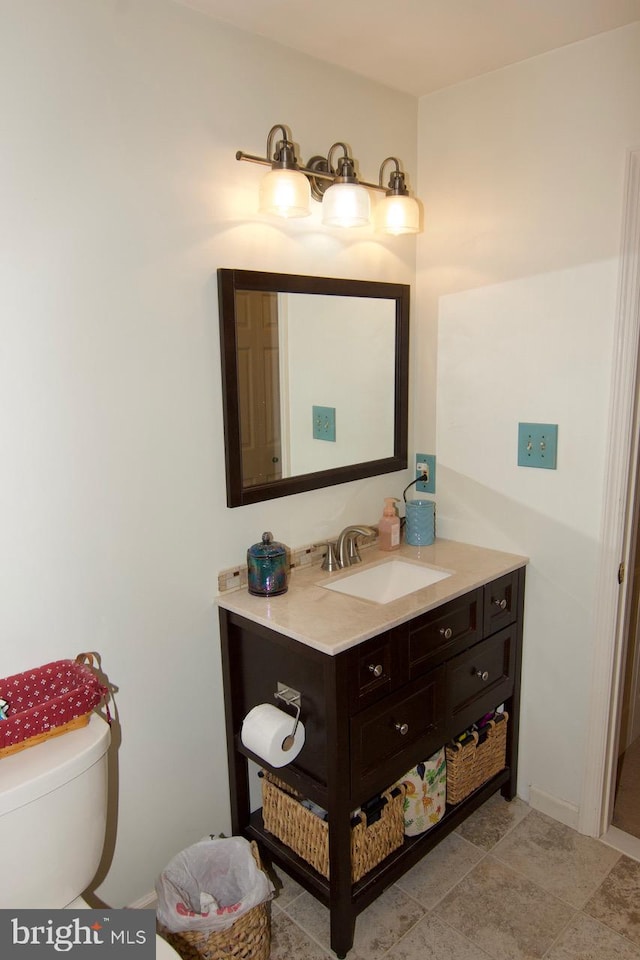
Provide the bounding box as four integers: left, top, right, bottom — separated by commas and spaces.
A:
178, 0, 640, 96
177, 0, 640, 96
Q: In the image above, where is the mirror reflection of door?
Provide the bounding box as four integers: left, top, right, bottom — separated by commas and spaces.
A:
235, 291, 282, 487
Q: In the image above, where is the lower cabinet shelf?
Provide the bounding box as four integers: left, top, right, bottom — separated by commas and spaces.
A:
246, 766, 512, 909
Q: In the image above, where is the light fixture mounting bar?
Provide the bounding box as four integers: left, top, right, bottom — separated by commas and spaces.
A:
235, 150, 385, 192
235, 150, 272, 166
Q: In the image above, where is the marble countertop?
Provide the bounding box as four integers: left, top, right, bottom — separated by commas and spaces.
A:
216, 538, 528, 656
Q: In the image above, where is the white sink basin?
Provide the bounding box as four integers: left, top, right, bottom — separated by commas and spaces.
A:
321, 559, 451, 604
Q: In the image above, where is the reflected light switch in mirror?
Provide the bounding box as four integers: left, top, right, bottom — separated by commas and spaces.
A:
313, 405, 336, 442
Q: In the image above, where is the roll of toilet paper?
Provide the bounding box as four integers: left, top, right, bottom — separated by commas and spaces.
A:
241, 703, 305, 767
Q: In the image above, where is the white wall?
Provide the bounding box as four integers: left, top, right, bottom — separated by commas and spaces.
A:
416, 23, 640, 821
0, 0, 417, 905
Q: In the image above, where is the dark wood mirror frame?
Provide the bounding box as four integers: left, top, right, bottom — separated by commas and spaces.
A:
217, 269, 410, 507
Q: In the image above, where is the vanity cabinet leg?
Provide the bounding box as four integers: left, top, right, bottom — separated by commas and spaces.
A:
325, 656, 356, 959
219, 614, 251, 835
501, 777, 516, 801
327, 798, 356, 957
501, 721, 519, 801
330, 910, 356, 960
501, 568, 524, 804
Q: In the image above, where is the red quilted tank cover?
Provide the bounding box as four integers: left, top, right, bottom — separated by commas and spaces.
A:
0, 658, 107, 751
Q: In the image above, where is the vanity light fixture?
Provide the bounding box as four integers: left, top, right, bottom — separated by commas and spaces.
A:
235, 123, 420, 234
320, 142, 370, 228
252, 124, 311, 219
377, 157, 421, 236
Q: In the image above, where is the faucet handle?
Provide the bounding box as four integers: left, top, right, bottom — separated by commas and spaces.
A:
347, 536, 363, 565
321, 541, 339, 572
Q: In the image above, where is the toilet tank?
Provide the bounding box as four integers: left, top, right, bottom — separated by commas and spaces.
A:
0, 713, 111, 908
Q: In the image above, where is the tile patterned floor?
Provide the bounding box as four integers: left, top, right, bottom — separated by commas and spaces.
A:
267, 795, 640, 960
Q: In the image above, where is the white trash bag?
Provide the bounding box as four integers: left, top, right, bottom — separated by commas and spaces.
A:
156, 837, 274, 934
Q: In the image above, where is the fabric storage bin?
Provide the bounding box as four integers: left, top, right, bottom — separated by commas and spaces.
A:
261, 772, 404, 882
0, 653, 109, 758
399, 747, 446, 836
158, 842, 271, 960
445, 712, 508, 804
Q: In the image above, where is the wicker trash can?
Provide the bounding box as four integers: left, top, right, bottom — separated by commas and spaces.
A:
157, 841, 273, 960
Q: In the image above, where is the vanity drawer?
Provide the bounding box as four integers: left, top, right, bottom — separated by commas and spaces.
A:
446, 627, 515, 736
351, 667, 445, 799
483, 571, 519, 636
408, 589, 482, 679
348, 628, 403, 713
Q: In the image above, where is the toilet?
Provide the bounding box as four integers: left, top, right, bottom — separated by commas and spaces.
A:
0, 712, 180, 959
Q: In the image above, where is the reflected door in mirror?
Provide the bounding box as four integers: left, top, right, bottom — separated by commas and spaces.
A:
236, 291, 282, 487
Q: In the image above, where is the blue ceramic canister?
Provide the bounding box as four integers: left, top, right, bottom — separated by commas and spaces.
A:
405, 499, 435, 546
247, 532, 289, 597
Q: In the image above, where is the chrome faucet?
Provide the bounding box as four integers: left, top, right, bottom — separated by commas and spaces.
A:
335, 525, 376, 569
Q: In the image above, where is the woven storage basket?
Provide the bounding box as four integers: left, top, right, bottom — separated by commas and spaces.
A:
0, 653, 109, 759
159, 843, 271, 960
445, 712, 508, 805
261, 773, 404, 882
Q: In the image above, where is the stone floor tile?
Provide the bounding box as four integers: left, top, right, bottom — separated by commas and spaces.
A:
266, 802, 640, 960
385, 913, 493, 960
491, 808, 621, 907
395, 832, 484, 909
455, 793, 530, 851
544, 913, 640, 960
435, 854, 573, 960
269, 864, 305, 908
270, 906, 335, 960
284, 884, 424, 960
584, 855, 640, 947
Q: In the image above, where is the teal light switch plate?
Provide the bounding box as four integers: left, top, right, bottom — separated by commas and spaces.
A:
313, 405, 336, 442
518, 423, 558, 469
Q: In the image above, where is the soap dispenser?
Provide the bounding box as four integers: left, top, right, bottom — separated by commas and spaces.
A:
378, 497, 400, 551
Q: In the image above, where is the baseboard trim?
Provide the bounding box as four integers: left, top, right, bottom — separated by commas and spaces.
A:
528, 786, 580, 830
128, 891, 157, 910
601, 826, 640, 863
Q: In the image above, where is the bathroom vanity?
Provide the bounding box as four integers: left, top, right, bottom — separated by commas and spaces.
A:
217, 539, 526, 958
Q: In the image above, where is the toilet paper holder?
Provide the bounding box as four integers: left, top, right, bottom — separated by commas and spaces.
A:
274, 682, 302, 752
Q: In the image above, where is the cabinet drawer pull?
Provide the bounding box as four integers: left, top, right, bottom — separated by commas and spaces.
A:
440, 626, 453, 640
395, 722, 409, 736
475, 669, 490, 682
368, 663, 383, 678
493, 597, 507, 610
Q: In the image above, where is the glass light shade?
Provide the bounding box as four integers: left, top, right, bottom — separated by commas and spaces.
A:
321, 182, 370, 228
259, 167, 311, 218
377, 194, 420, 235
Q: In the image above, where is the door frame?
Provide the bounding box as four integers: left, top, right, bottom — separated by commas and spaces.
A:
621, 575, 640, 751
629, 624, 640, 746
580, 148, 640, 837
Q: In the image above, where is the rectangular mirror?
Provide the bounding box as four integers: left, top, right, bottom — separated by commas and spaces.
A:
217, 269, 409, 507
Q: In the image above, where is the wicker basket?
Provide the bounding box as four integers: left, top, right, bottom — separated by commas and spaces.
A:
445, 712, 508, 805
0, 653, 109, 759
159, 843, 271, 960
261, 773, 404, 882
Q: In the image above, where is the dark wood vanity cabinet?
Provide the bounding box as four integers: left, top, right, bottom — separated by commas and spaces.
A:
219, 566, 525, 958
